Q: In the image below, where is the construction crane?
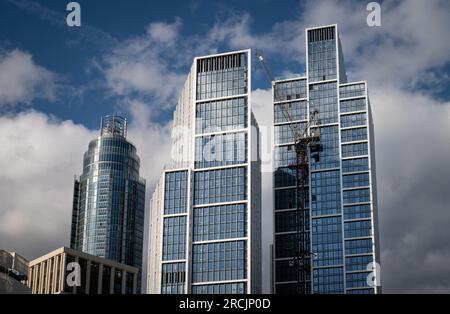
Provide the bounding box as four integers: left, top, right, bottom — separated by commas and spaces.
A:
256, 50, 322, 294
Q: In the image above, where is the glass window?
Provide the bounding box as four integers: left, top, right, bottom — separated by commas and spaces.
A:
312, 217, 343, 267
340, 98, 366, 113
193, 167, 247, 205
162, 216, 187, 261
341, 127, 367, 143
341, 113, 367, 128
342, 142, 368, 158
313, 267, 344, 294
89, 262, 100, 294
339, 83, 366, 99
192, 241, 246, 283
342, 172, 370, 189
193, 204, 247, 241
196, 97, 247, 134
101, 265, 111, 294
164, 171, 188, 215
274, 80, 307, 102
113, 269, 122, 294
345, 255, 374, 272
344, 220, 372, 238
161, 262, 185, 294
311, 170, 341, 216
195, 132, 247, 168
309, 82, 338, 124
345, 239, 373, 255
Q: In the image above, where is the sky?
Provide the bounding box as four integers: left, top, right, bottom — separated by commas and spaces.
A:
0, 0, 450, 294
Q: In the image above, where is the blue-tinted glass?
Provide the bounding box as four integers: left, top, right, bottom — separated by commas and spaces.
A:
192, 241, 246, 283
193, 167, 247, 205
193, 204, 247, 241
195, 132, 247, 168
312, 217, 343, 267
161, 262, 185, 294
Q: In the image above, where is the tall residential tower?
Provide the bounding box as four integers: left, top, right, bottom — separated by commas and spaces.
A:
272, 25, 381, 294
71, 115, 146, 290
148, 50, 262, 294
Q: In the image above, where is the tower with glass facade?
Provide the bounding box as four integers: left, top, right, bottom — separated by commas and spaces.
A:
70, 115, 146, 291
273, 25, 381, 294
148, 49, 262, 294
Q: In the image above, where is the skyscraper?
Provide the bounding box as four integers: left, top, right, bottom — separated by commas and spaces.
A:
272, 25, 381, 294
71, 115, 146, 291
148, 49, 262, 294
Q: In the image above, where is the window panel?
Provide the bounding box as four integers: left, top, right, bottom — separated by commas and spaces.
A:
161, 262, 185, 294
341, 113, 367, 128
344, 220, 372, 238
339, 83, 366, 99
311, 170, 341, 216
195, 132, 247, 168
192, 241, 247, 283
345, 255, 374, 272
164, 171, 188, 215
340, 98, 366, 113
342, 142, 368, 158
313, 267, 344, 294
309, 82, 338, 124
195, 97, 247, 134
342, 158, 369, 173
312, 217, 343, 267
193, 167, 247, 205
345, 239, 373, 255
193, 204, 247, 241
341, 127, 367, 143
162, 216, 187, 261
342, 172, 370, 189
343, 188, 371, 204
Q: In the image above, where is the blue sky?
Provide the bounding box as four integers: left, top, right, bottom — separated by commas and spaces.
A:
1, 0, 450, 293
0, 0, 311, 128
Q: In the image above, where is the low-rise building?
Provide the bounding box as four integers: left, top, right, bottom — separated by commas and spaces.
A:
0, 250, 31, 294
27, 247, 138, 294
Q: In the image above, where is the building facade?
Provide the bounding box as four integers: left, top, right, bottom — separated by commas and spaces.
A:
70, 115, 146, 290
27, 247, 138, 294
148, 49, 262, 294
0, 250, 31, 294
273, 25, 381, 294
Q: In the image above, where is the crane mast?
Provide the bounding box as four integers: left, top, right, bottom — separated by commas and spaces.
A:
257, 50, 322, 294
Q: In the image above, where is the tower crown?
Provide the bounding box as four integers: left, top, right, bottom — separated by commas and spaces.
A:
100, 115, 127, 138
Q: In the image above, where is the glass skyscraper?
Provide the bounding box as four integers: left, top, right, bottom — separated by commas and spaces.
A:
70, 115, 146, 291
148, 50, 262, 294
273, 25, 381, 294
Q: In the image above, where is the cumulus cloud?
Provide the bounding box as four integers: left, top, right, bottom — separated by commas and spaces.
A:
97, 18, 188, 106
147, 17, 183, 46
0, 107, 172, 265
0, 111, 95, 257
0, 49, 57, 106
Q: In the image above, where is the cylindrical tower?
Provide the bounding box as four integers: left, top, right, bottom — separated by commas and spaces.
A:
71, 115, 146, 291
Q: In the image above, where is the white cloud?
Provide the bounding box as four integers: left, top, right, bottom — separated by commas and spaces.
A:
125, 99, 173, 190
0, 111, 94, 257
0, 49, 57, 106
0, 109, 172, 263
147, 17, 182, 46
98, 19, 187, 107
